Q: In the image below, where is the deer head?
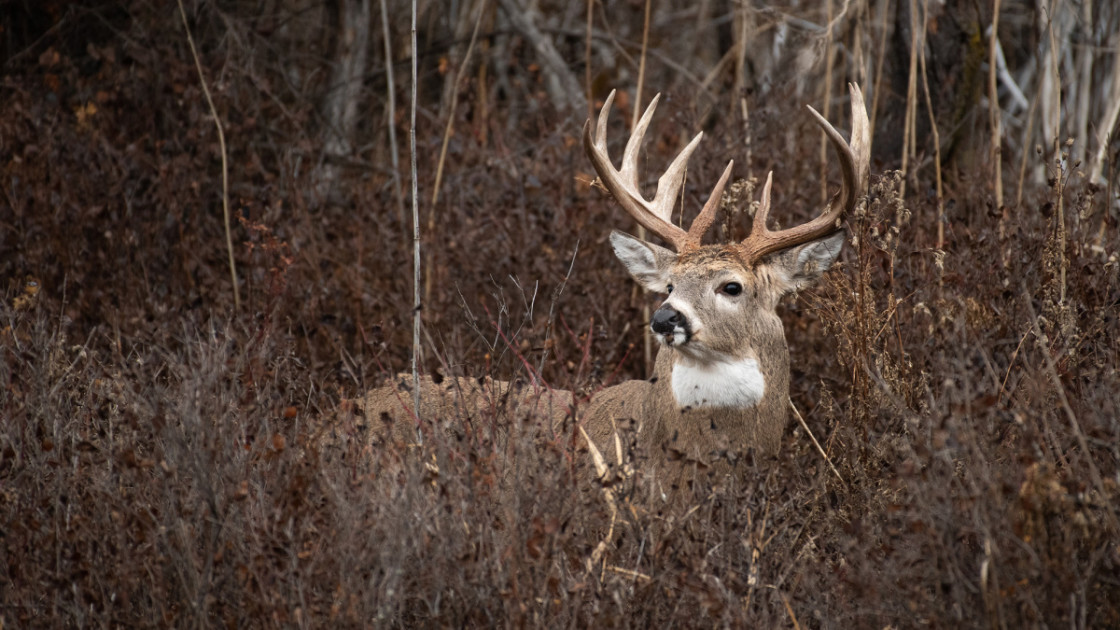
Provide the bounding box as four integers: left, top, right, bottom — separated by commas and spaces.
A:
585, 84, 870, 412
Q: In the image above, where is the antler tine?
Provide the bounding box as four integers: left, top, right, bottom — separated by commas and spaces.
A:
754, 170, 774, 236
655, 131, 705, 226
619, 93, 660, 188
584, 90, 707, 251
621, 93, 706, 228
684, 160, 734, 249
737, 83, 870, 265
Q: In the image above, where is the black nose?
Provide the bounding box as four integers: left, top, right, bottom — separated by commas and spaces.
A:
651, 305, 684, 335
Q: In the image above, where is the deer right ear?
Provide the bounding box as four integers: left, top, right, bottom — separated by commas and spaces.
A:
772, 230, 845, 293
609, 230, 676, 292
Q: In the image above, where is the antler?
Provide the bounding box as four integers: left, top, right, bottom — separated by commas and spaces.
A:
737, 83, 871, 265
583, 90, 733, 252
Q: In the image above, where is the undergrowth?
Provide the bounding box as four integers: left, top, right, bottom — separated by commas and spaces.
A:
2, 1, 1119, 627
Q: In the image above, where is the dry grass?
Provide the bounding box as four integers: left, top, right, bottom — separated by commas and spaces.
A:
2, 0, 1119, 627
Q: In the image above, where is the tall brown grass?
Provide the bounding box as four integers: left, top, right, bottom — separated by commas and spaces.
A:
2, 0, 1118, 626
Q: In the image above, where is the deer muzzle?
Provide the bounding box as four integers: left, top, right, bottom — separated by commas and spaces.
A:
651, 305, 690, 345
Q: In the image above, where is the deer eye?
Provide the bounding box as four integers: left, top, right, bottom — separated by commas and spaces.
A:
720, 282, 743, 296
666, 284, 674, 294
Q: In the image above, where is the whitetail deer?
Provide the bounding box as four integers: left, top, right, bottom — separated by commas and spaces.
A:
350, 84, 869, 474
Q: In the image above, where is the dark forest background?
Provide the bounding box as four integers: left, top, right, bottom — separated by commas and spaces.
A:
2, 0, 1119, 627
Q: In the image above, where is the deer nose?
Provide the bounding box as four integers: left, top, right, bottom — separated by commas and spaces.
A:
651, 305, 684, 335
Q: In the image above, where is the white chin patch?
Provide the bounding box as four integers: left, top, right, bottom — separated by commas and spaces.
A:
656, 329, 689, 347
671, 357, 766, 409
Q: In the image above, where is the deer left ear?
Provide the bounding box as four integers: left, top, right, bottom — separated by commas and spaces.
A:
610, 230, 676, 292
773, 231, 845, 293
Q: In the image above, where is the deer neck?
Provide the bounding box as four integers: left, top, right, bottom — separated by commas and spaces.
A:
650, 328, 792, 416
644, 335, 790, 458
654, 341, 786, 407
669, 354, 766, 409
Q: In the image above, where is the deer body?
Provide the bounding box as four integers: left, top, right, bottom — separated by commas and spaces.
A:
349, 85, 870, 473
355, 336, 787, 467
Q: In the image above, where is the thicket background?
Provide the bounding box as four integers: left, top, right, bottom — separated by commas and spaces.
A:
2, 0, 1118, 627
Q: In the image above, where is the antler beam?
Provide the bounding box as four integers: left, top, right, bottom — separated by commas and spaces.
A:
737, 83, 871, 265
583, 91, 733, 252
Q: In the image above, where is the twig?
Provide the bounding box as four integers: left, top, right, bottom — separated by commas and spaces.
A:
584, 0, 594, 121
991, 33, 1028, 112
1071, 0, 1093, 169
916, 0, 944, 256
899, 0, 919, 200
997, 328, 1031, 404
604, 565, 651, 583
3, 7, 70, 68
1046, 13, 1066, 306
177, 0, 240, 310
779, 590, 803, 630
820, 0, 854, 40
426, 0, 488, 305
868, 0, 889, 134
789, 399, 845, 487
1023, 288, 1119, 532
537, 241, 579, 377
379, 0, 406, 228
1103, 134, 1114, 248
1089, 56, 1120, 185
410, 0, 422, 442
630, 0, 651, 133
430, 0, 487, 210
627, 0, 656, 376
988, 0, 1004, 220
820, 0, 835, 204
482, 303, 547, 390
1015, 81, 1040, 207
580, 425, 609, 480
728, 0, 748, 116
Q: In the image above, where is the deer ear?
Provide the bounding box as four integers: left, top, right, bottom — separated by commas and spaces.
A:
610, 230, 676, 292
773, 231, 845, 293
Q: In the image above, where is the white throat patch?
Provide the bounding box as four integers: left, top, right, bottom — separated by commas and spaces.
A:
671, 357, 766, 409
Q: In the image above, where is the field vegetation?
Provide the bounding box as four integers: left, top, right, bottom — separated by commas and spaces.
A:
2, 0, 1119, 626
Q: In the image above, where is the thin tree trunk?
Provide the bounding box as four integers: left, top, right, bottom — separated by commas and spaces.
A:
318, 0, 371, 202
496, 0, 586, 112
